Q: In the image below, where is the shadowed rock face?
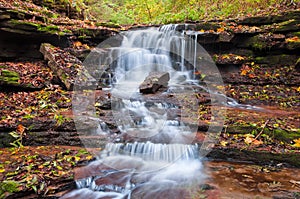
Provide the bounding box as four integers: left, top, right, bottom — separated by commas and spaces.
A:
139, 72, 170, 94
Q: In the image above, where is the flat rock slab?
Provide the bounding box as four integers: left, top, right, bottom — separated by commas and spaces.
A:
40, 43, 96, 90
139, 72, 170, 94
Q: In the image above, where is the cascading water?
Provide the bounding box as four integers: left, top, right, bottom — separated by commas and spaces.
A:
66, 24, 257, 198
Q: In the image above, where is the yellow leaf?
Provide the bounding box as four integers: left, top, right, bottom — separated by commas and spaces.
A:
235, 55, 245, 60
244, 134, 254, 145
292, 138, 300, 148
74, 156, 81, 161
85, 155, 93, 160
297, 87, 300, 92
0, 168, 5, 173
222, 55, 230, 59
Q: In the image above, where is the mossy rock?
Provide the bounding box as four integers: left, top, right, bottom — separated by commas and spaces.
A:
286, 39, 300, 50
273, 19, 300, 32
96, 22, 121, 29
4, 20, 40, 31
254, 54, 298, 66
38, 25, 59, 32
238, 15, 282, 25
0, 70, 20, 85
238, 10, 300, 26
271, 128, 300, 143
291, 32, 300, 37
195, 22, 220, 31
238, 35, 267, 50
32, 0, 84, 19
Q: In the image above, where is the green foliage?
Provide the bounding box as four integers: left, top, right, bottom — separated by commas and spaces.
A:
0, 180, 21, 198
9, 131, 24, 148
82, 0, 286, 24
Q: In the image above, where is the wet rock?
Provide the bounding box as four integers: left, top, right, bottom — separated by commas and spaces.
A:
139, 72, 170, 94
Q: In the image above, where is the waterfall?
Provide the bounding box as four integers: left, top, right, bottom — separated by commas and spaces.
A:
102, 142, 199, 162
65, 24, 226, 199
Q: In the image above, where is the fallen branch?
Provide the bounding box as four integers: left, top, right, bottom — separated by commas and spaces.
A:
254, 119, 270, 141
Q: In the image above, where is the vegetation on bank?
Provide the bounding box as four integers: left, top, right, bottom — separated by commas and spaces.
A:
81, 0, 299, 24
2, 0, 298, 25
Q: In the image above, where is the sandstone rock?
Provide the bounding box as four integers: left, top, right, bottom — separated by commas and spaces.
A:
139, 72, 170, 94
40, 43, 96, 90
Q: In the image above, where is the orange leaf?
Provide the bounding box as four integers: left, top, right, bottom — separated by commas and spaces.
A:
73, 41, 82, 47
248, 73, 256, 78
17, 124, 25, 134
286, 36, 300, 42
217, 27, 225, 33
240, 69, 247, 76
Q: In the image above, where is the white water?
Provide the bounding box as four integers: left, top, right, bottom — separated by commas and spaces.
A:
65, 24, 258, 198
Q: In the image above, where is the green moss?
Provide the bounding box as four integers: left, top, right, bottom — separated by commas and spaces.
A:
38, 25, 59, 32
0, 70, 20, 85
254, 54, 297, 66
7, 10, 25, 19
272, 129, 300, 142
8, 20, 40, 31
274, 19, 299, 32
292, 32, 300, 37
0, 180, 21, 195
95, 22, 121, 28
241, 35, 267, 50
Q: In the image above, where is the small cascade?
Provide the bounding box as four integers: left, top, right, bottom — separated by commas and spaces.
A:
102, 142, 199, 162
66, 24, 260, 198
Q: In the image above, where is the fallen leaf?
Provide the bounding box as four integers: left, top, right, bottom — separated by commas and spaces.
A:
217, 27, 225, 32
235, 55, 245, 60
241, 69, 247, 76
17, 124, 25, 134
292, 138, 300, 148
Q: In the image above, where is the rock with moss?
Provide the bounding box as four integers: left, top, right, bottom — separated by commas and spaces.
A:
273, 19, 300, 33
0, 69, 20, 86
254, 54, 298, 66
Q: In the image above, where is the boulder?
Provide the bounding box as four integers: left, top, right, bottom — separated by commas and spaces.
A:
139, 72, 170, 94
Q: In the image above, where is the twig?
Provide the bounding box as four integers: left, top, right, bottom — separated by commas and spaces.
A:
254, 119, 270, 140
